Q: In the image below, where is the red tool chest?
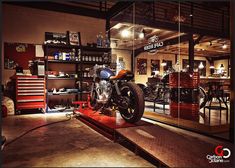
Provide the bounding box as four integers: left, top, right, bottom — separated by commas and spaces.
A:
16, 76, 46, 114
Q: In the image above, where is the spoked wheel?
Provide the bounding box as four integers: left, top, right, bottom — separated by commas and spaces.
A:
119, 82, 144, 123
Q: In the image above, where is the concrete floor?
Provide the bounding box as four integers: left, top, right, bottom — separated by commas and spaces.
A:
2, 113, 154, 167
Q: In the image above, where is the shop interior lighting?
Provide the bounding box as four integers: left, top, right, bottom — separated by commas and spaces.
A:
161, 60, 167, 67
139, 32, 144, 39
121, 29, 131, 38
198, 62, 204, 69
189, 14, 193, 17
222, 44, 227, 49
209, 62, 214, 69
153, 70, 160, 75
220, 64, 225, 69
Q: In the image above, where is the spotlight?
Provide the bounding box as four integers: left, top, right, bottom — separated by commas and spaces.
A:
139, 32, 144, 39
209, 41, 212, 46
189, 14, 193, 17
222, 44, 227, 49
121, 29, 130, 38
161, 60, 167, 67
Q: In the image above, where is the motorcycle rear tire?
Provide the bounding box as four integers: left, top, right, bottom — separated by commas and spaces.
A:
119, 82, 145, 123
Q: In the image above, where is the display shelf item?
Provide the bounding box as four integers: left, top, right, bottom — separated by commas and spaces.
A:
47, 77, 77, 80
47, 60, 80, 64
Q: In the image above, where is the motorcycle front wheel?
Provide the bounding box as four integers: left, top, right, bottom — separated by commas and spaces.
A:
119, 82, 145, 123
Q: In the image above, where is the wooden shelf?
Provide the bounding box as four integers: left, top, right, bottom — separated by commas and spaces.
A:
44, 41, 110, 113
82, 46, 111, 52
48, 92, 78, 96
48, 91, 90, 96
46, 60, 80, 64
44, 43, 81, 49
47, 77, 77, 80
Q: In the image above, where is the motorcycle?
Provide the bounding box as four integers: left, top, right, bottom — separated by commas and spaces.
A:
89, 64, 144, 123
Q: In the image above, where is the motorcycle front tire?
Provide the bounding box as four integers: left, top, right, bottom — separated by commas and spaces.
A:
119, 82, 145, 123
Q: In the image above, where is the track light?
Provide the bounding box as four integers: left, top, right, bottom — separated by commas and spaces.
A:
139, 32, 144, 39
161, 60, 167, 67
121, 29, 130, 38
222, 44, 227, 49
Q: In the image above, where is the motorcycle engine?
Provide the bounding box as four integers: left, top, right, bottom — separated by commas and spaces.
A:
95, 80, 112, 104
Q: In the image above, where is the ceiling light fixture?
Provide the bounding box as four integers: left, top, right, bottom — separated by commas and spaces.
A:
209, 62, 214, 69
161, 60, 167, 67
121, 29, 130, 38
209, 41, 212, 46
189, 14, 193, 17
209, 65, 215, 69
198, 62, 204, 69
222, 44, 227, 49
139, 32, 144, 39
220, 64, 225, 70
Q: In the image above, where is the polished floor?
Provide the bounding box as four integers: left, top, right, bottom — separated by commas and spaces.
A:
2, 113, 154, 167
145, 101, 230, 126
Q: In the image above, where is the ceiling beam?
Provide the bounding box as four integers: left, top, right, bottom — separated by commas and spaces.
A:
4, 2, 107, 19
107, 1, 134, 20
211, 55, 230, 61
194, 35, 204, 45
111, 16, 229, 39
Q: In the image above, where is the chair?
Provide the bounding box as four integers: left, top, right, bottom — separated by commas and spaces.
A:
203, 82, 228, 124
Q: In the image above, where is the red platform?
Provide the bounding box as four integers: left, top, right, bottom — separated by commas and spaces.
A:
74, 107, 233, 168
75, 108, 151, 139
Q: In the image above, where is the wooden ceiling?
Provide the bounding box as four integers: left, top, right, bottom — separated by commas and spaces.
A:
110, 23, 230, 58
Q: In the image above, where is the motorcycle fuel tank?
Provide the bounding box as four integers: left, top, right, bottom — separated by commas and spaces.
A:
99, 68, 115, 79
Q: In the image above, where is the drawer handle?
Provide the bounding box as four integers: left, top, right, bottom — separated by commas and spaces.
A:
17, 99, 44, 102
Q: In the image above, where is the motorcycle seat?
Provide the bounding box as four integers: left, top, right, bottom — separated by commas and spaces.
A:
110, 70, 133, 80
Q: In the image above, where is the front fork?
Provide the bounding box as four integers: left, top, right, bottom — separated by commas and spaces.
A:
114, 81, 121, 96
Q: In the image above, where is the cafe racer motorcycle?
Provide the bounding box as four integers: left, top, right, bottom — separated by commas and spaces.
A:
89, 64, 144, 123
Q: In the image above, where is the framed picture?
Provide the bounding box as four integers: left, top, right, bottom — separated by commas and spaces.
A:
164, 60, 172, 72
68, 31, 81, 46
151, 59, 160, 72
137, 58, 147, 75
45, 32, 68, 45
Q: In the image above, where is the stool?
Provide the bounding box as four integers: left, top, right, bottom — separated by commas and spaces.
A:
203, 82, 228, 124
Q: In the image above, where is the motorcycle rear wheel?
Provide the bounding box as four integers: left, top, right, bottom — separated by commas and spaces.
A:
119, 82, 145, 123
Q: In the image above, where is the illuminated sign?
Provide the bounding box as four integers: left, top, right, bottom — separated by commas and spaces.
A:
144, 35, 164, 53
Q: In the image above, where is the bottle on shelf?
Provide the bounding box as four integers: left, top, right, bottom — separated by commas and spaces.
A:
104, 31, 110, 48
97, 32, 103, 48
77, 49, 81, 61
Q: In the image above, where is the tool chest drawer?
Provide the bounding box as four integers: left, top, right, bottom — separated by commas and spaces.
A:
16, 76, 46, 113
